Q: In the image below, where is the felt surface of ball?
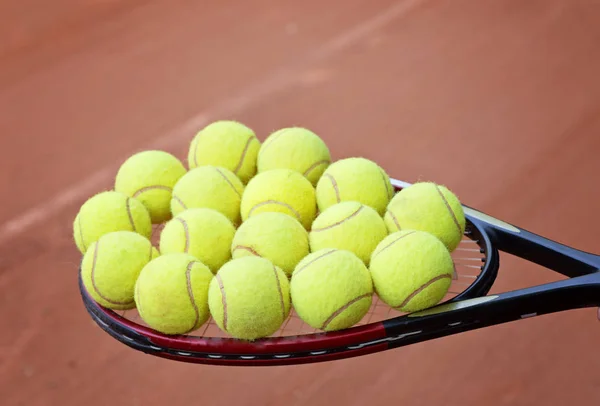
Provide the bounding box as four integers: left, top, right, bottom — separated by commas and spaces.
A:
257, 127, 331, 186
309, 201, 388, 266
231, 212, 309, 277
115, 150, 187, 224
208, 256, 291, 340
240, 168, 316, 230
316, 157, 394, 216
171, 165, 244, 225
290, 249, 373, 331
74, 190, 152, 255
81, 231, 159, 310
135, 253, 214, 335
188, 120, 260, 184
369, 230, 454, 313
160, 208, 236, 274
384, 182, 466, 252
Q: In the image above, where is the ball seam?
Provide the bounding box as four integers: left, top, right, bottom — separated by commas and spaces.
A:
232, 245, 260, 256
395, 273, 453, 310
293, 249, 337, 278
90, 240, 135, 306
311, 205, 363, 232
379, 168, 393, 200
434, 185, 463, 242
248, 200, 302, 223
386, 209, 401, 231
216, 273, 229, 331
183, 261, 201, 333
371, 230, 417, 261
171, 195, 188, 211
125, 198, 138, 233
214, 167, 242, 198
320, 293, 371, 330
324, 173, 341, 203
191, 135, 200, 167
134, 276, 144, 319
77, 216, 87, 252
175, 217, 191, 253
271, 264, 286, 324
132, 185, 173, 198
233, 136, 256, 175
258, 129, 288, 159
303, 159, 330, 178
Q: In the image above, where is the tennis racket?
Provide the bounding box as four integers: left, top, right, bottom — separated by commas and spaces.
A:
79, 178, 600, 366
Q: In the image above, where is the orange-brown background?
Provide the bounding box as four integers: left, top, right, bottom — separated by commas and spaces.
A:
1, 1, 599, 405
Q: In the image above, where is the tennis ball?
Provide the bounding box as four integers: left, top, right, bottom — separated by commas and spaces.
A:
240, 168, 316, 230
309, 201, 387, 266
316, 157, 394, 216
160, 208, 236, 274
80, 231, 159, 310
231, 212, 309, 277
208, 256, 291, 340
171, 165, 244, 225
291, 249, 373, 331
73, 190, 152, 254
257, 127, 331, 186
188, 120, 260, 184
384, 182, 466, 252
115, 150, 187, 224
135, 253, 214, 335
369, 230, 454, 313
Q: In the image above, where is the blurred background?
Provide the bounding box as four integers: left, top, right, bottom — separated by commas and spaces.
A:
1, 1, 600, 405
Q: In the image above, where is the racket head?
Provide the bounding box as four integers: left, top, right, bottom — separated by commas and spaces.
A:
79, 181, 498, 366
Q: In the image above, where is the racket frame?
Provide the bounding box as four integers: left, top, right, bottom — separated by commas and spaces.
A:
79, 179, 600, 366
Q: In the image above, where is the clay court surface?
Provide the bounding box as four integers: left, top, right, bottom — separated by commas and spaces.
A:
1, 1, 600, 405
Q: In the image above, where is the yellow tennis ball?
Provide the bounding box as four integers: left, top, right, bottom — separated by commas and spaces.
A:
208, 256, 291, 340
240, 168, 316, 230
171, 165, 244, 225
134, 253, 214, 335
384, 182, 466, 252
369, 230, 454, 313
115, 150, 187, 224
80, 231, 159, 310
316, 157, 394, 216
160, 208, 236, 274
309, 201, 388, 266
257, 127, 331, 186
188, 120, 260, 184
231, 212, 309, 277
73, 190, 152, 254
291, 249, 373, 331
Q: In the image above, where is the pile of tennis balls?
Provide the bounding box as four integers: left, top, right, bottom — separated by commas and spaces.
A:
75, 120, 466, 341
